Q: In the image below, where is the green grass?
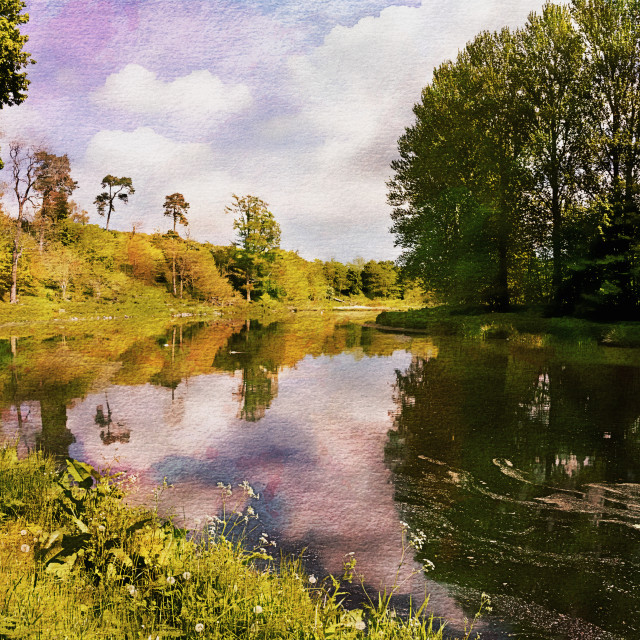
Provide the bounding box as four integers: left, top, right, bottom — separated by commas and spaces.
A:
0, 447, 487, 639
376, 306, 640, 347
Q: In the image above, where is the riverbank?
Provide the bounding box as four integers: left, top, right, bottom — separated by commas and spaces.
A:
0, 446, 473, 639
376, 307, 640, 347
0, 295, 414, 339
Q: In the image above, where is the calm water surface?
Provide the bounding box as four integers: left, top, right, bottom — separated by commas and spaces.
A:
1, 315, 640, 639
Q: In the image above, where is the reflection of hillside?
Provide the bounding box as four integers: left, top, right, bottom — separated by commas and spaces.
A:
116, 322, 238, 388
387, 339, 640, 637
212, 317, 426, 422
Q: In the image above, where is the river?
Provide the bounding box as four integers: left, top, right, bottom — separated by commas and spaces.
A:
1, 313, 639, 639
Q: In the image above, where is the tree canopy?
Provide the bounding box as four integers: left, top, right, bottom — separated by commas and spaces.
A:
225, 194, 281, 301
0, 0, 32, 112
389, 0, 640, 318
163, 192, 189, 234
94, 175, 135, 231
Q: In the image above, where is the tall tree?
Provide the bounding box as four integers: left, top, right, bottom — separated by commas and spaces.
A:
518, 3, 591, 310
570, 0, 640, 316
162, 192, 189, 234
33, 151, 77, 251
94, 175, 134, 231
389, 29, 532, 309
7, 141, 38, 304
463, 28, 534, 310
225, 194, 281, 302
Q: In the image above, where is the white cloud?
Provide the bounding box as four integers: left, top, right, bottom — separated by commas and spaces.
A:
91, 64, 253, 132
47, 1, 548, 261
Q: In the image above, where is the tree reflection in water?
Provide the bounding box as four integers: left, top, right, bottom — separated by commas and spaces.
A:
388, 339, 640, 638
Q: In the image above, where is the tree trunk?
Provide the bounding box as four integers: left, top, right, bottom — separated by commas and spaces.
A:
10, 235, 21, 304
246, 274, 251, 302
551, 169, 563, 310
172, 254, 177, 296
38, 216, 45, 253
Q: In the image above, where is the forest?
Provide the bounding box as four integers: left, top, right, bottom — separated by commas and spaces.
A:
388, 0, 640, 319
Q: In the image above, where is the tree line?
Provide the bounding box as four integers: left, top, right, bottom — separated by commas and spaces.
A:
389, 0, 640, 319
0, 144, 410, 306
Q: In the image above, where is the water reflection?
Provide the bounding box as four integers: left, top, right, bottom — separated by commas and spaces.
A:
2, 320, 640, 638
389, 340, 640, 638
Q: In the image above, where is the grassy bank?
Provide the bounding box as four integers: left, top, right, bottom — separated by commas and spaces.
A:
376, 307, 640, 347
0, 447, 482, 639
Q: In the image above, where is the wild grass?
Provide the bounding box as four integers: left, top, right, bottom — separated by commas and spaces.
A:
0, 446, 486, 639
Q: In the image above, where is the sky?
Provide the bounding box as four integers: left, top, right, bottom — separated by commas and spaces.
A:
2, 0, 545, 261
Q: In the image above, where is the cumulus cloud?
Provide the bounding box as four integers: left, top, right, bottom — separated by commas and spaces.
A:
91, 64, 253, 133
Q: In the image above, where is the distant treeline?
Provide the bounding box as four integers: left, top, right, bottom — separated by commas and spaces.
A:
0, 144, 420, 308
0, 214, 415, 307
389, 0, 640, 319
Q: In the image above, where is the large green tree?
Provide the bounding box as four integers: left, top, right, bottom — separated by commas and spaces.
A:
225, 194, 281, 301
0, 0, 32, 151
33, 151, 77, 251
2, 1, 33, 303
518, 3, 592, 309
94, 175, 135, 231
389, 29, 532, 309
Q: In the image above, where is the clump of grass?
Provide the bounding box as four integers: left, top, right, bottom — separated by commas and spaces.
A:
0, 446, 488, 639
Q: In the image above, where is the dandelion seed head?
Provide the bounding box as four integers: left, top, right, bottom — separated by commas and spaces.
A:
166, 576, 176, 585
253, 605, 263, 614
308, 575, 317, 584
20, 544, 30, 553
20, 529, 27, 536
355, 620, 366, 631
182, 571, 191, 580
195, 623, 204, 632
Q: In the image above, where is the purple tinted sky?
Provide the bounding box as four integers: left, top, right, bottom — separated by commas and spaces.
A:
3, 0, 544, 260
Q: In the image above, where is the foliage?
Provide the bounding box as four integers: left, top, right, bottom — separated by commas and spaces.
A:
388, 0, 640, 318
163, 192, 189, 234
0, 1, 32, 155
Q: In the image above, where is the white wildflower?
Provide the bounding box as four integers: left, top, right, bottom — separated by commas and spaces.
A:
239, 480, 259, 499
308, 575, 317, 584
195, 623, 204, 632
20, 544, 30, 553
253, 605, 263, 614
166, 576, 176, 585
355, 620, 366, 631
20, 529, 27, 536
98, 524, 106, 532
127, 584, 136, 596
182, 571, 191, 581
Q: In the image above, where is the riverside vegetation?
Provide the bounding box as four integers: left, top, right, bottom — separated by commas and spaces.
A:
0, 446, 490, 639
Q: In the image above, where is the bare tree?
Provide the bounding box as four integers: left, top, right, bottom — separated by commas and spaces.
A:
8, 141, 39, 304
